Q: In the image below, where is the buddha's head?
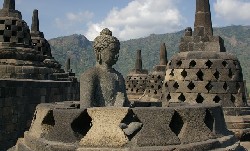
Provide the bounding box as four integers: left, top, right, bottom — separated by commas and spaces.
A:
93, 28, 120, 67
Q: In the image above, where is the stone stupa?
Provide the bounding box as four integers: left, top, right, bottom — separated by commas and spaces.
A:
162, 0, 250, 139
30, 9, 52, 58
30, 9, 76, 81
140, 43, 168, 102
125, 49, 148, 101
0, 0, 54, 79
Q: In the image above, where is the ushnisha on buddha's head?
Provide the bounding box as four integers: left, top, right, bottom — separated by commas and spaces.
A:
93, 28, 120, 68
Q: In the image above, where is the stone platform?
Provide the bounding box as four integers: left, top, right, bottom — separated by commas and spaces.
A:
10, 102, 244, 151
224, 107, 250, 140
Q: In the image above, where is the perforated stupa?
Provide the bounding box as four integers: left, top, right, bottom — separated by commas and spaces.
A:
162, 0, 250, 139
140, 43, 168, 102
125, 50, 148, 101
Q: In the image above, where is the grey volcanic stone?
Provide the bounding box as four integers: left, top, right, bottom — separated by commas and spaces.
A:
3, 0, 15, 10
139, 43, 168, 102
132, 107, 180, 146
10, 103, 243, 150
31, 9, 39, 32
163, 0, 250, 141
126, 50, 148, 101
0, 0, 74, 80
30, 9, 74, 81
80, 28, 129, 107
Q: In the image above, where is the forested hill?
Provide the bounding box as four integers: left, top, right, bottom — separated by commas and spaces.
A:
49, 25, 250, 89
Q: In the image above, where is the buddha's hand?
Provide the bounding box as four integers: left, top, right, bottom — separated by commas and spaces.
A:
114, 92, 125, 107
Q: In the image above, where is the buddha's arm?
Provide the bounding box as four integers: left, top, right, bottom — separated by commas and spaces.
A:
80, 72, 96, 108
115, 75, 130, 107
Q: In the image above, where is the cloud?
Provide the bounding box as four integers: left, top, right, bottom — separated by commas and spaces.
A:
214, 0, 250, 24
54, 11, 94, 31
85, 0, 183, 41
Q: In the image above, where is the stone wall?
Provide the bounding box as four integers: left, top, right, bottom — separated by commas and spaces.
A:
0, 79, 79, 151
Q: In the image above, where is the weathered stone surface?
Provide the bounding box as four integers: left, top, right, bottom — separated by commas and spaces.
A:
31, 9, 39, 32
132, 108, 180, 146
159, 43, 168, 65
126, 49, 148, 101
4, 0, 248, 150
80, 28, 129, 107
3, 0, 15, 10
28, 104, 53, 138
164, 51, 246, 107
65, 58, 71, 73
135, 50, 142, 71
45, 109, 91, 143
30, 9, 51, 57
10, 103, 243, 150
139, 43, 168, 102
126, 73, 148, 100
29, 9, 74, 81
80, 107, 129, 147
0, 79, 79, 151
0, 1, 74, 81
176, 107, 215, 144
162, 0, 249, 141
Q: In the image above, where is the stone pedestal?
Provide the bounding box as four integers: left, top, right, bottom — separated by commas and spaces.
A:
9, 102, 244, 151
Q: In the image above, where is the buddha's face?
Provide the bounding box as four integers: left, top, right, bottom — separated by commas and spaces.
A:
101, 43, 119, 67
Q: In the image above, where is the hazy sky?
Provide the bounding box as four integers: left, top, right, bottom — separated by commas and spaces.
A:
1, 0, 250, 40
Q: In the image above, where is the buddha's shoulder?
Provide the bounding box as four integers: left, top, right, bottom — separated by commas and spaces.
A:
80, 67, 99, 78
112, 69, 125, 79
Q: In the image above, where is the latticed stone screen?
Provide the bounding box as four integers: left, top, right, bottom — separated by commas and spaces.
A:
163, 58, 246, 107
0, 19, 31, 46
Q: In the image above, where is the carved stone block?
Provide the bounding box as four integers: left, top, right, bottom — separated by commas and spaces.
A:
176, 107, 215, 144
132, 108, 180, 146
80, 107, 129, 147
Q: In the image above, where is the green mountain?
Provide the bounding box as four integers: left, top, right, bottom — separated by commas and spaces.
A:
49, 34, 95, 75
49, 25, 250, 90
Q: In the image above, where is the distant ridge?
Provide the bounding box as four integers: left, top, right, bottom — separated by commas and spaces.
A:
49, 25, 250, 90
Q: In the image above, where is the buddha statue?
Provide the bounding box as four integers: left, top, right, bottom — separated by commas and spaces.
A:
80, 28, 129, 108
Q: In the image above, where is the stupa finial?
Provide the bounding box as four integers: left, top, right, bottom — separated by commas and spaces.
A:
31, 9, 39, 32
65, 58, 71, 72
160, 43, 167, 65
135, 50, 142, 71
194, 0, 213, 36
3, 0, 15, 10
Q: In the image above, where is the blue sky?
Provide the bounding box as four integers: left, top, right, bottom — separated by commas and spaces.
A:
1, 0, 250, 40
